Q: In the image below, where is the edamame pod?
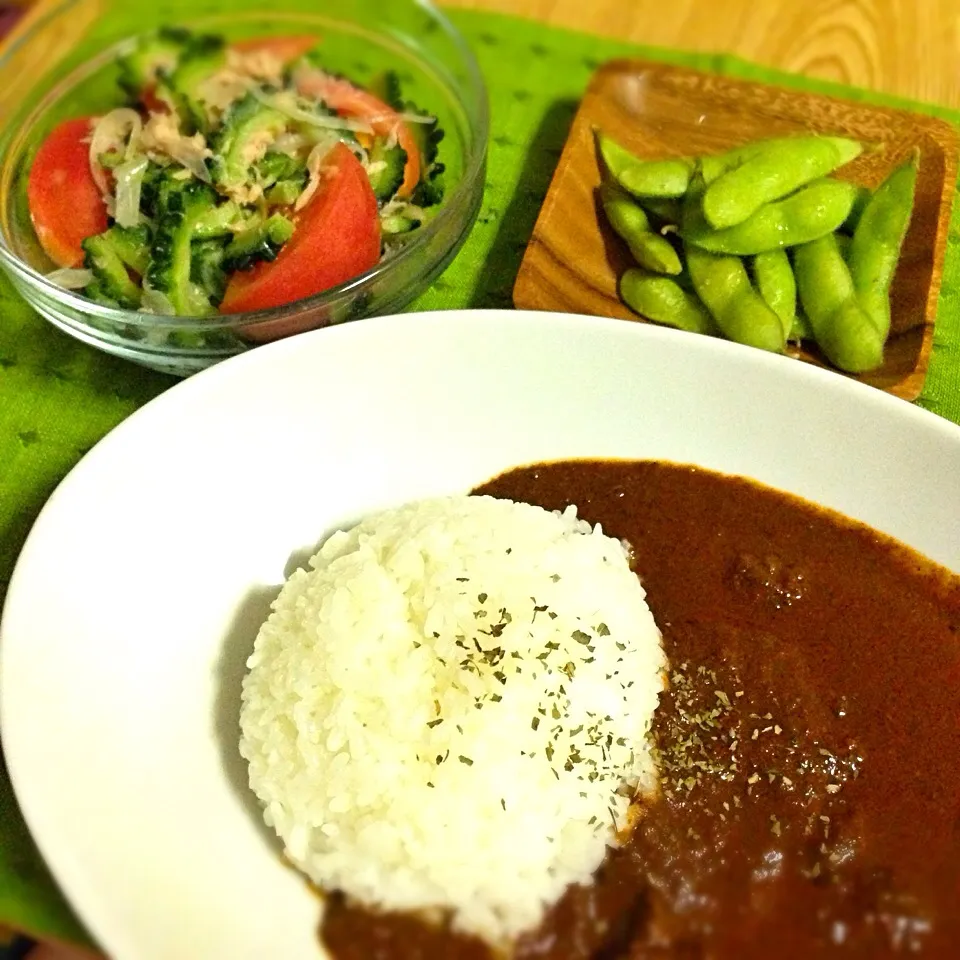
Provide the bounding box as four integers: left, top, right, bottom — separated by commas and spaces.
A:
848, 155, 918, 339
703, 135, 862, 229
620, 268, 717, 335
628, 234, 684, 275
793, 233, 852, 322
639, 197, 682, 224
841, 186, 873, 234
700, 141, 766, 184
681, 170, 784, 352
596, 131, 693, 199
600, 182, 683, 274
600, 181, 652, 236
684, 245, 786, 353
684, 178, 860, 255
698, 136, 851, 184
751, 250, 797, 340
789, 312, 813, 342
794, 234, 885, 372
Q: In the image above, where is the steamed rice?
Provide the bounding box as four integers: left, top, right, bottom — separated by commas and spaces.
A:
239, 495, 666, 945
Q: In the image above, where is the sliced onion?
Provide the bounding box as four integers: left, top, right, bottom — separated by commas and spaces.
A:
165, 141, 212, 184
380, 197, 426, 223
394, 110, 436, 125
253, 86, 373, 135
295, 138, 338, 212
113, 155, 149, 228
89, 109, 143, 197
365, 110, 436, 126
140, 283, 176, 316
45, 267, 94, 290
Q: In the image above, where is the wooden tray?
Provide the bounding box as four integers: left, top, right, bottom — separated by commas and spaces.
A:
513, 59, 959, 400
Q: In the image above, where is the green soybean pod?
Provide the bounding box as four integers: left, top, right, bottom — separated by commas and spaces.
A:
789, 311, 814, 343
699, 135, 856, 185
703, 135, 862, 229
638, 197, 682, 224
684, 178, 859, 256
793, 234, 885, 373
620, 268, 718, 335
681, 168, 783, 351
840, 185, 873, 233
596, 131, 693, 199
686, 245, 787, 353
848, 155, 918, 340
629, 234, 684, 275
751, 250, 797, 340
600, 182, 683, 275
600, 180, 652, 235
700, 141, 767, 185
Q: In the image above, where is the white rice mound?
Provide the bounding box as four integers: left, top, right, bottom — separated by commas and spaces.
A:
239, 495, 666, 946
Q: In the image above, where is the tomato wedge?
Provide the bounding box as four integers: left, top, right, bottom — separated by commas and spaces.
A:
296, 71, 421, 198
27, 117, 108, 268
232, 35, 319, 63
220, 143, 379, 322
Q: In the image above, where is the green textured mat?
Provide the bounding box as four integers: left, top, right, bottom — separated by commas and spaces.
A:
2, 6, 960, 947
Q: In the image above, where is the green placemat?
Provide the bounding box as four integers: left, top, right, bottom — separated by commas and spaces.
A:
2, 6, 960, 947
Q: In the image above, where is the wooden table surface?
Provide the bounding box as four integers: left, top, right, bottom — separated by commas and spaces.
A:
4, 0, 958, 109
442, 0, 956, 107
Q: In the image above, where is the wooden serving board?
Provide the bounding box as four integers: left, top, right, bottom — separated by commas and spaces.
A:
513, 59, 959, 400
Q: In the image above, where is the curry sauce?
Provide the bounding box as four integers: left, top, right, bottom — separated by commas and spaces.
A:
321, 460, 960, 959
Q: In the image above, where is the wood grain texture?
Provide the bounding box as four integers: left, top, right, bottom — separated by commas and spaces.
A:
0, 0, 103, 118
8, 0, 960, 107
513, 60, 958, 399
442, 0, 960, 109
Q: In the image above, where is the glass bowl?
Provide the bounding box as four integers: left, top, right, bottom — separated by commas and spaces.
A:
0, 0, 488, 375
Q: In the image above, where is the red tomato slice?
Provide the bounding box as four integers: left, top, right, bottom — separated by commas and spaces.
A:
221, 143, 379, 323
27, 117, 108, 268
232, 35, 319, 63
296, 72, 421, 198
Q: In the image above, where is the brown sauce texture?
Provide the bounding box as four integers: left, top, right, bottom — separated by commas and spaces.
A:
321, 460, 960, 959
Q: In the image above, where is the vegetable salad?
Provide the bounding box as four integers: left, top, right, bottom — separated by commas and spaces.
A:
28, 28, 445, 316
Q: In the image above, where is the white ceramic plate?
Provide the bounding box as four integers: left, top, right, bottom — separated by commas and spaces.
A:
3, 309, 960, 960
